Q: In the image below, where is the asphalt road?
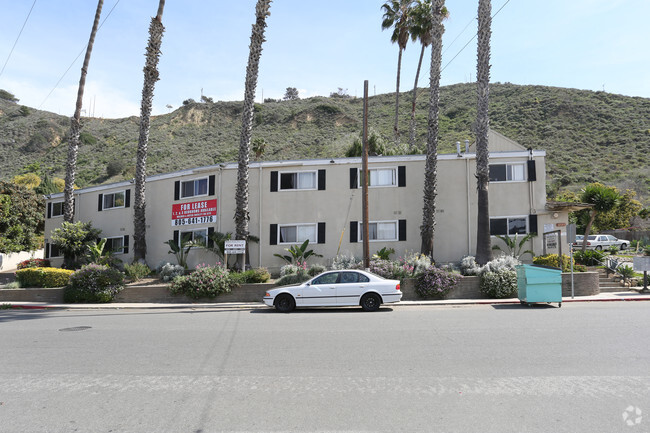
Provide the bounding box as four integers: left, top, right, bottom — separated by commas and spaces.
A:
1, 302, 649, 433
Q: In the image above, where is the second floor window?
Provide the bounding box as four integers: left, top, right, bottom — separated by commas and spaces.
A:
181, 178, 208, 198
51, 202, 63, 217
280, 171, 316, 190
103, 191, 125, 210
489, 163, 525, 182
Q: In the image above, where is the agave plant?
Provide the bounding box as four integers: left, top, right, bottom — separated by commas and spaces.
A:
274, 239, 323, 264
491, 232, 536, 260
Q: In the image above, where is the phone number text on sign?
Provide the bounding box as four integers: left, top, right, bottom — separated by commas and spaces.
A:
171, 199, 217, 226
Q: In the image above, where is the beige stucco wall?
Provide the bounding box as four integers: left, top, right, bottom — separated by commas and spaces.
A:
44, 142, 571, 272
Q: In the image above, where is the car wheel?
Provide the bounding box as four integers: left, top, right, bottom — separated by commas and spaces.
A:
274, 294, 295, 313
360, 293, 381, 312
620, 243, 627, 250
595, 246, 602, 251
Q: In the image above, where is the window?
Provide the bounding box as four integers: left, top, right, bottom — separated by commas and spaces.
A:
340, 271, 369, 283
359, 221, 398, 241
181, 178, 208, 199
49, 243, 62, 258
51, 201, 63, 218
179, 228, 208, 246
105, 237, 124, 254
280, 171, 316, 190
103, 191, 125, 210
489, 163, 526, 182
312, 272, 339, 285
369, 168, 396, 187
490, 216, 528, 236
278, 223, 317, 244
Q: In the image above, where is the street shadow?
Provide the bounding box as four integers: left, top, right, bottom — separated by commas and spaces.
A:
491, 303, 559, 310
250, 307, 394, 314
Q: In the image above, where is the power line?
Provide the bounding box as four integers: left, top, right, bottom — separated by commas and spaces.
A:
0, 0, 38, 78
38, 0, 121, 110
441, 0, 512, 73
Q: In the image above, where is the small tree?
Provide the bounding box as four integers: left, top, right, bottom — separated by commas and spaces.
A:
283, 87, 299, 101
51, 221, 102, 269
273, 239, 323, 264
201, 95, 214, 103
580, 183, 621, 253
491, 233, 536, 260
329, 87, 350, 98
0, 181, 44, 254
164, 234, 195, 269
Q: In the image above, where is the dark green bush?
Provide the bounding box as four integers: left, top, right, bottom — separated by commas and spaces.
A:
480, 269, 518, 299
275, 273, 310, 286
230, 267, 271, 284
64, 264, 125, 303
573, 249, 605, 266
415, 266, 461, 299
169, 264, 234, 299
124, 262, 152, 281
15, 267, 74, 287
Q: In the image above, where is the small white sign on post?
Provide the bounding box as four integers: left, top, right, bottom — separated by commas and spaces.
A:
224, 240, 246, 255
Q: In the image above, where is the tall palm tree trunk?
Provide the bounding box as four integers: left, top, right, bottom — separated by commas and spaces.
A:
394, 48, 403, 148
133, 0, 166, 263
235, 0, 272, 269
409, 43, 426, 152
420, 0, 445, 257
475, 0, 492, 265
63, 0, 103, 223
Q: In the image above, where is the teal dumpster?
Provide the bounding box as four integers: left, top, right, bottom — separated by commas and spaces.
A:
516, 264, 563, 307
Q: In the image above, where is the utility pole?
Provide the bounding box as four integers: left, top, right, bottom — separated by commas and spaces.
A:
362, 80, 370, 269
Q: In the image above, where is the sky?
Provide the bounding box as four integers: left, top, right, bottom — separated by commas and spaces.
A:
1, 0, 649, 119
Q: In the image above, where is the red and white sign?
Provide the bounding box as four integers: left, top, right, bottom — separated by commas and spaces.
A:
171, 199, 217, 227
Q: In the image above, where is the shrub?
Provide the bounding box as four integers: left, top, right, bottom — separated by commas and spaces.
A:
230, 267, 271, 284
533, 254, 571, 271
460, 256, 480, 276
308, 264, 326, 276
15, 267, 74, 287
17, 258, 51, 269
415, 266, 461, 299
157, 262, 185, 282
275, 273, 310, 286
332, 254, 362, 270
368, 258, 407, 280
64, 264, 125, 303
169, 264, 234, 299
573, 249, 605, 266
607, 245, 619, 255
124, 262, 152, 281
280, 262, 306, 277
480, 269, 518, 299
618, 265, 636, 281
399, 251, 432, 276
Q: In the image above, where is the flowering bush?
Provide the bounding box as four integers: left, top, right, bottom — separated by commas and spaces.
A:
415, 266, 461, 299
480, 269, 518, 299
399, 251, 432, 276
16, 267, 74, 288
230, 267, 271, 284
332, 254, 362, 270
368, 258, 407, 280
17, 258, 51, 269
169, 264, 235, 299
308, 264, 326, 276
64, 264, 125, 303
460, 255, 520, 276
157, 262, 185, 282
280, 261, 307, 277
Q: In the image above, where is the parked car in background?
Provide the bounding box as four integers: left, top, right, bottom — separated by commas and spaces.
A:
576, 234, 629, 251
571, 235, 584, 250
263, 270, 402, 313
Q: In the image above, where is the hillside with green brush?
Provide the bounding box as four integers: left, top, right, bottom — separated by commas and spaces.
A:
1, 82, 649, 203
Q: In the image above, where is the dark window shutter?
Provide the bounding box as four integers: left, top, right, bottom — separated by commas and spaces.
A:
98, 194, 103, 212
270, 224, 278, 245
270, 171, 278, 192
173, 230, 179, 247
527, 160, 537, 182
209, 175, 216, 196
349, 168, 358, 189
318, 222, 326, 244
45, 243, 50, 259
174, 181, 180, 200
529, 214, 538, 235
350, 221, 358, 243
318, 169, 326, 190
123, 235, 129, 254
125, 189, 131, 208
207, 227, 214, 248
398, 219, 407, 241
398, 166, 406, 187
47, 203, 52, 219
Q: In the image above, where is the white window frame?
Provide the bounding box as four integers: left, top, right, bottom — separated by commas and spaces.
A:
278, 170, 317, 191
277, 223, 317, 245
104, 236, 125, 255
51, 201, 64, 218
489, 162, 526, 182
489, 215, 529, 236
179, 227, 208, 247
358, 220, 398, 242
180, 177, 209, 199
356, 167, 398, 188
103, 190, 126, 210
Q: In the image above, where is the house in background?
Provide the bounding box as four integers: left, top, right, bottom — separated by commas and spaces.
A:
43, 130, 572, 272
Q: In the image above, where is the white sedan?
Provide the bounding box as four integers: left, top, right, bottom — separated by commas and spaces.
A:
263, 269, 402, 312
578, 234, 629, 251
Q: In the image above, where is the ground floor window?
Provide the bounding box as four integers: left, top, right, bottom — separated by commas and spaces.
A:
279, 223, 317, 244
105, 237, 125, 254
490, 216, 528, 236
359, 221, 398, 241
179, 228, 208, 246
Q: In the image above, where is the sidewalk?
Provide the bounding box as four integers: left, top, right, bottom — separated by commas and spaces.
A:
3, 290, 650, 310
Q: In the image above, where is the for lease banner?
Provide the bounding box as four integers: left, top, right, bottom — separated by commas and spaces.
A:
171, 199, 217, 226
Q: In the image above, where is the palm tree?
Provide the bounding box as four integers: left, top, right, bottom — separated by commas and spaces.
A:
133, 0, 166, 263
475, 0, 492, 265
419, 0, 445, 257
235, 0, 272, 269
63, 0, 103, 223
580, 183, 621, 253
408, 0, 448, 152
382, 0, 413, 149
